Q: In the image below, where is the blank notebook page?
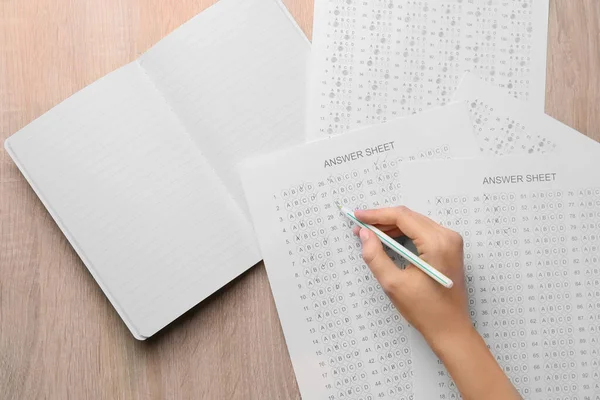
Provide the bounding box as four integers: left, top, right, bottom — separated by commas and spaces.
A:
140, 0, 310, 213
4, 0, 308, 339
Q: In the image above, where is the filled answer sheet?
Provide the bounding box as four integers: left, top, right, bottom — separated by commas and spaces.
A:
401, 156, 600, 399
4, 0, 309, 339
241, 104, 479, 400
307, 0, 549, 141
453, 73, 598, 156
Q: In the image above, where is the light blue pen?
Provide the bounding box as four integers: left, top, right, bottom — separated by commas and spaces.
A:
338, 205, 454, 289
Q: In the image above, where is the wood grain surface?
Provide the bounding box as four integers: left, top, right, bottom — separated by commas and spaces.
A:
1, 1, 599, 399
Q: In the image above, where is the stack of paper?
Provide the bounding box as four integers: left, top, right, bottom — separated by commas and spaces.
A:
237, 1, 600, 399
240, 95, 600, 399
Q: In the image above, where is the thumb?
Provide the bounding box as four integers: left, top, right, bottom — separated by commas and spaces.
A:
359, 228, 404, 290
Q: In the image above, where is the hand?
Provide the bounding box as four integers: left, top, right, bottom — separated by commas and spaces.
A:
352, 206, 473, 347
353, 206, 521, 400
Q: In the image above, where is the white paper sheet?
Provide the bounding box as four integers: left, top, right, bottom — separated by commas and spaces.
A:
401, 155, 600, 399
241, 104, 480, 400
4, 0, 309, 339
307, 0, 549, 141
453, 73, 598, 156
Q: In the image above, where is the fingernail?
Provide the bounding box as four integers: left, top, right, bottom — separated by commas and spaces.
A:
359, 228, 369, 241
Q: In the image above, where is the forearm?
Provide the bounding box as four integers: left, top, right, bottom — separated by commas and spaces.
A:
427, 326, 521, 400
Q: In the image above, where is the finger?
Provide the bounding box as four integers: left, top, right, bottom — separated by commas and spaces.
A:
370, 224, 402, 232
352, 223, 405, 238
380, 228, 404, 238
371, 224, 406, 237
355, 206, 437, 240
359, 228, 404, 289
353, 225, 403, 239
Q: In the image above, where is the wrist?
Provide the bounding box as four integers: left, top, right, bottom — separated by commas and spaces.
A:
423, 319, 479, 358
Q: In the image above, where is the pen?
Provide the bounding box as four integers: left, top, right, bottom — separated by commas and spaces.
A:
338, 205, 454, 289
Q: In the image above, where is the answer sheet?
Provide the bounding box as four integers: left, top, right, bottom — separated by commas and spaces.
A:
401, 156, 600, 399
241, 104, 479, 400
307, 0, 549, 141
453, 73, 598, 156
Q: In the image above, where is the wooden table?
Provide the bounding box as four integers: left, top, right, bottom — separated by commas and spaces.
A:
1, 1, 599, 399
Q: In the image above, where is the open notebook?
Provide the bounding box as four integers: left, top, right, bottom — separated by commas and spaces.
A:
4, 0, 309, 339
